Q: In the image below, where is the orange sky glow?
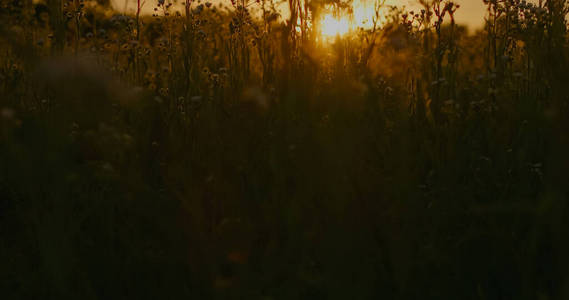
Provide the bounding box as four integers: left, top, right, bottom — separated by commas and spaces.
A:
112, 0, 540, 30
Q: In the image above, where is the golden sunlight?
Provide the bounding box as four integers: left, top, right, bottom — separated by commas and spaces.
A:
319, 0, 377, 39
352, 0, 377, 29
320, 13, 350, 38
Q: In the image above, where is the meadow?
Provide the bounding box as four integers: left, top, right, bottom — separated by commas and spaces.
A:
1, 0, 569, 299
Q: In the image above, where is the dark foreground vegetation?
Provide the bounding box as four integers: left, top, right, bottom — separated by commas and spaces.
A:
1, 0, 569, 299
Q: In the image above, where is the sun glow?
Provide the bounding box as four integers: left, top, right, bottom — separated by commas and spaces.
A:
319, 0, 378, 39
352, 0, 377, 28
320, 13, 350, 38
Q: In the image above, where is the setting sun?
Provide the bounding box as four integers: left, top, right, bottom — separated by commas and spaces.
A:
319, 0, 377, 39
320, 13, 350, 38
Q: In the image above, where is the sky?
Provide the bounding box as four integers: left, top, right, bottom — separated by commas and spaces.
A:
110, 0, 537, 30
385, 0, 490, 29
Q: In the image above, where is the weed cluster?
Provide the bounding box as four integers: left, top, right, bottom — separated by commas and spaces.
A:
1, 0, 569, 299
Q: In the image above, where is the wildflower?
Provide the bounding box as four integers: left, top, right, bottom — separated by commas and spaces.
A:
198, 30, 206, 39
194, 4, 204, 14
267, 12, 279, 22
159, 87, 169, 96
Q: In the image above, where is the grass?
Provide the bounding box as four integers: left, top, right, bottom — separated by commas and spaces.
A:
1, 0, 569, 299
